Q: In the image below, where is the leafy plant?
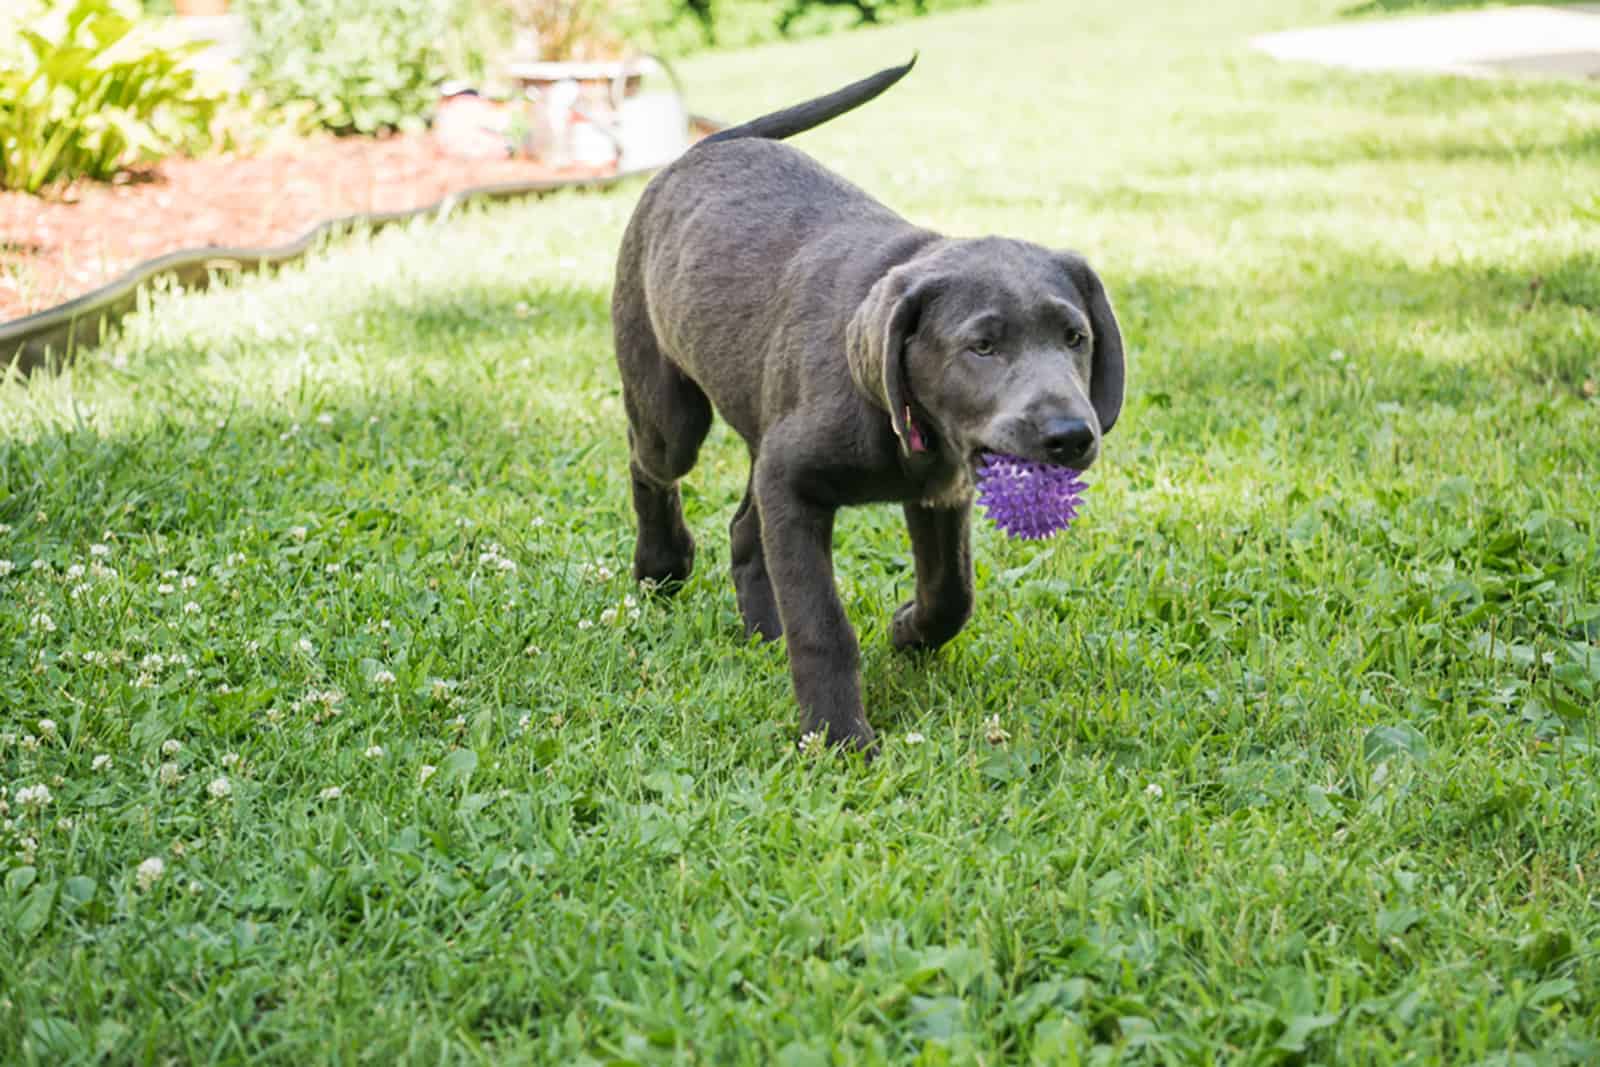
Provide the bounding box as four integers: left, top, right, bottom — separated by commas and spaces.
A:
0, 0, 222, 193
501, 0, 629, 61
236, 0, 456, 135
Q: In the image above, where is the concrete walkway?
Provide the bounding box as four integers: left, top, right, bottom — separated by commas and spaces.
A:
1252, 4, 1600, 79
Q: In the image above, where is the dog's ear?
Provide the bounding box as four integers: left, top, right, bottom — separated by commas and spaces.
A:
1061, 253, 1126, 435
847, 268, 942, 453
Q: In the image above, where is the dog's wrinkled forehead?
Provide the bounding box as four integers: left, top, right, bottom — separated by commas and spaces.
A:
918, 239, 1088, 334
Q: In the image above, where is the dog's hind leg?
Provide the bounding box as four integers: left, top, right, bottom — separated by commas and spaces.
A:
615, 293, 711, 590
730, 465, 782, 640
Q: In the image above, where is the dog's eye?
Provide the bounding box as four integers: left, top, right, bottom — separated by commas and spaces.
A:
1065, 328, 1087, 349
970, 340, 996, 358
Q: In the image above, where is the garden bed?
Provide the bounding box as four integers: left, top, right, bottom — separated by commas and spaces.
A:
0, 131, 612, 326
0, 116, 720, 376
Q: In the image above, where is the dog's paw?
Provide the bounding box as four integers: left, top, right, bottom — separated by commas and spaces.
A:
890, 598, 970, 653
890, 601, 928, 651
797, 720, 879, 763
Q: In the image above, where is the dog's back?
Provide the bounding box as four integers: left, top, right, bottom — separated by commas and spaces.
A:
616, 60, 927, 441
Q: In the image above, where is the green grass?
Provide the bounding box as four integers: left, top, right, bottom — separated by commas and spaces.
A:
4, 0, 1600, 1061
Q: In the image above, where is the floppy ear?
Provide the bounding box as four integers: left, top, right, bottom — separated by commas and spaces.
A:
847, 268, 941, 454
1062, 253, 1126, 435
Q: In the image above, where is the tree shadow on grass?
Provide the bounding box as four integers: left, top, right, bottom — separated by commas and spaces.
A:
6, 237, 1595, 758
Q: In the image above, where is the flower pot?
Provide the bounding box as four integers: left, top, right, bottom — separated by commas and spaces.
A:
505, 56, 689, 173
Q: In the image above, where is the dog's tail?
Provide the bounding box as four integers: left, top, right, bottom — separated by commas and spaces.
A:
699, 56, 916, 146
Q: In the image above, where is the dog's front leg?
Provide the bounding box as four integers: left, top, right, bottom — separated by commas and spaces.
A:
892, 501, 975, 652
754, 453, 876, 755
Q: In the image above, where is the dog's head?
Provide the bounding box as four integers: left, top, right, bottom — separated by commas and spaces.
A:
847, 239, 1124, 476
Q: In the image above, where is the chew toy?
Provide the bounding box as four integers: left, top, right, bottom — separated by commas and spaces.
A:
974, 453, 1087, 540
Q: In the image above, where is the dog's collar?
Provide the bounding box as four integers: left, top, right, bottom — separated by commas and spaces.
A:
904, 406, 929, 453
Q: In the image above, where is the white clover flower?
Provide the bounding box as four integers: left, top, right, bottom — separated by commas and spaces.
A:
162, 569, 179, 579
161, 739, 182, 756
182, 601, 201, 616
599, 607, 620, 626
295, 638, 314, 656
0, 523, 11, 534
318, 786, 342, 801
364, 745, 385, 759
221, 753, 240, 769
904, 732, 927, 745
89, 561, 116, 580
20, 734, 39, 752
207, 777, 232, 799
92, 754, 111, 771
577, 619, 594, 631
379, 619, 392, 631
325, 563, 342, 575
90, 543, 110, 557
142, 654, 165, 672
983, 714, 1010, 746
16, 784, 52, 808
0, 560, 13, 577
289, 526, 308, 543
316, 414, 334, 428
66, 563, 86, 579
36, 719, 57, 740
428, 678, 456, 701
181, 575, 197, 590
798, 731, 826, 757
372, 669, 396, 686
1144, 783, 1164, 800
135, 856, 165, 891
226, 552, 245, 567
516, 714, 531, 733
158, 762, 182, 787
29, 612, 56, 633
531, 516, 546, 529
31, 559, 50, 573
418, 764, 437, 785
157, 583, 175, 595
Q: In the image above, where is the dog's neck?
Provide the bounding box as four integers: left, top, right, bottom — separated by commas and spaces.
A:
899, 409, 974, 509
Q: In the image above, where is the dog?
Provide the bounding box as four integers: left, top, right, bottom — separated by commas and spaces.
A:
611, 58, 1125, 754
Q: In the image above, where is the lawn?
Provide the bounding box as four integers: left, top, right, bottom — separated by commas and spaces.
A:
4, 0, 1600, 1061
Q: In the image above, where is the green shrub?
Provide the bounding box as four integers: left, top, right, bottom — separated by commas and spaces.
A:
0, 0, 222, 193
617, 0, 992, 57
236, 0, 458, 136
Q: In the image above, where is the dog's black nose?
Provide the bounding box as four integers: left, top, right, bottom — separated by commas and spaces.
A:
1040, 417, 1095, 464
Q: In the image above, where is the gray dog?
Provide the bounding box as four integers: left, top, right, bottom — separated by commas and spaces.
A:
612, 58, 1125, 754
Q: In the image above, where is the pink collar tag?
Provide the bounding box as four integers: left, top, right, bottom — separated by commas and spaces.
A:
905, 408, 928, 453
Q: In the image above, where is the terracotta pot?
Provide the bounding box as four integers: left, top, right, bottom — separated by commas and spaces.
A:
174, 0, 230, 15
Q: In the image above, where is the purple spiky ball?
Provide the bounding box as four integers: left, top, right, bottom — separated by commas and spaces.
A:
975, 453, 1087, 540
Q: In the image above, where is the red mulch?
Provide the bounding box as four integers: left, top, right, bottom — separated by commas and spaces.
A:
0, 132, 613, 324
